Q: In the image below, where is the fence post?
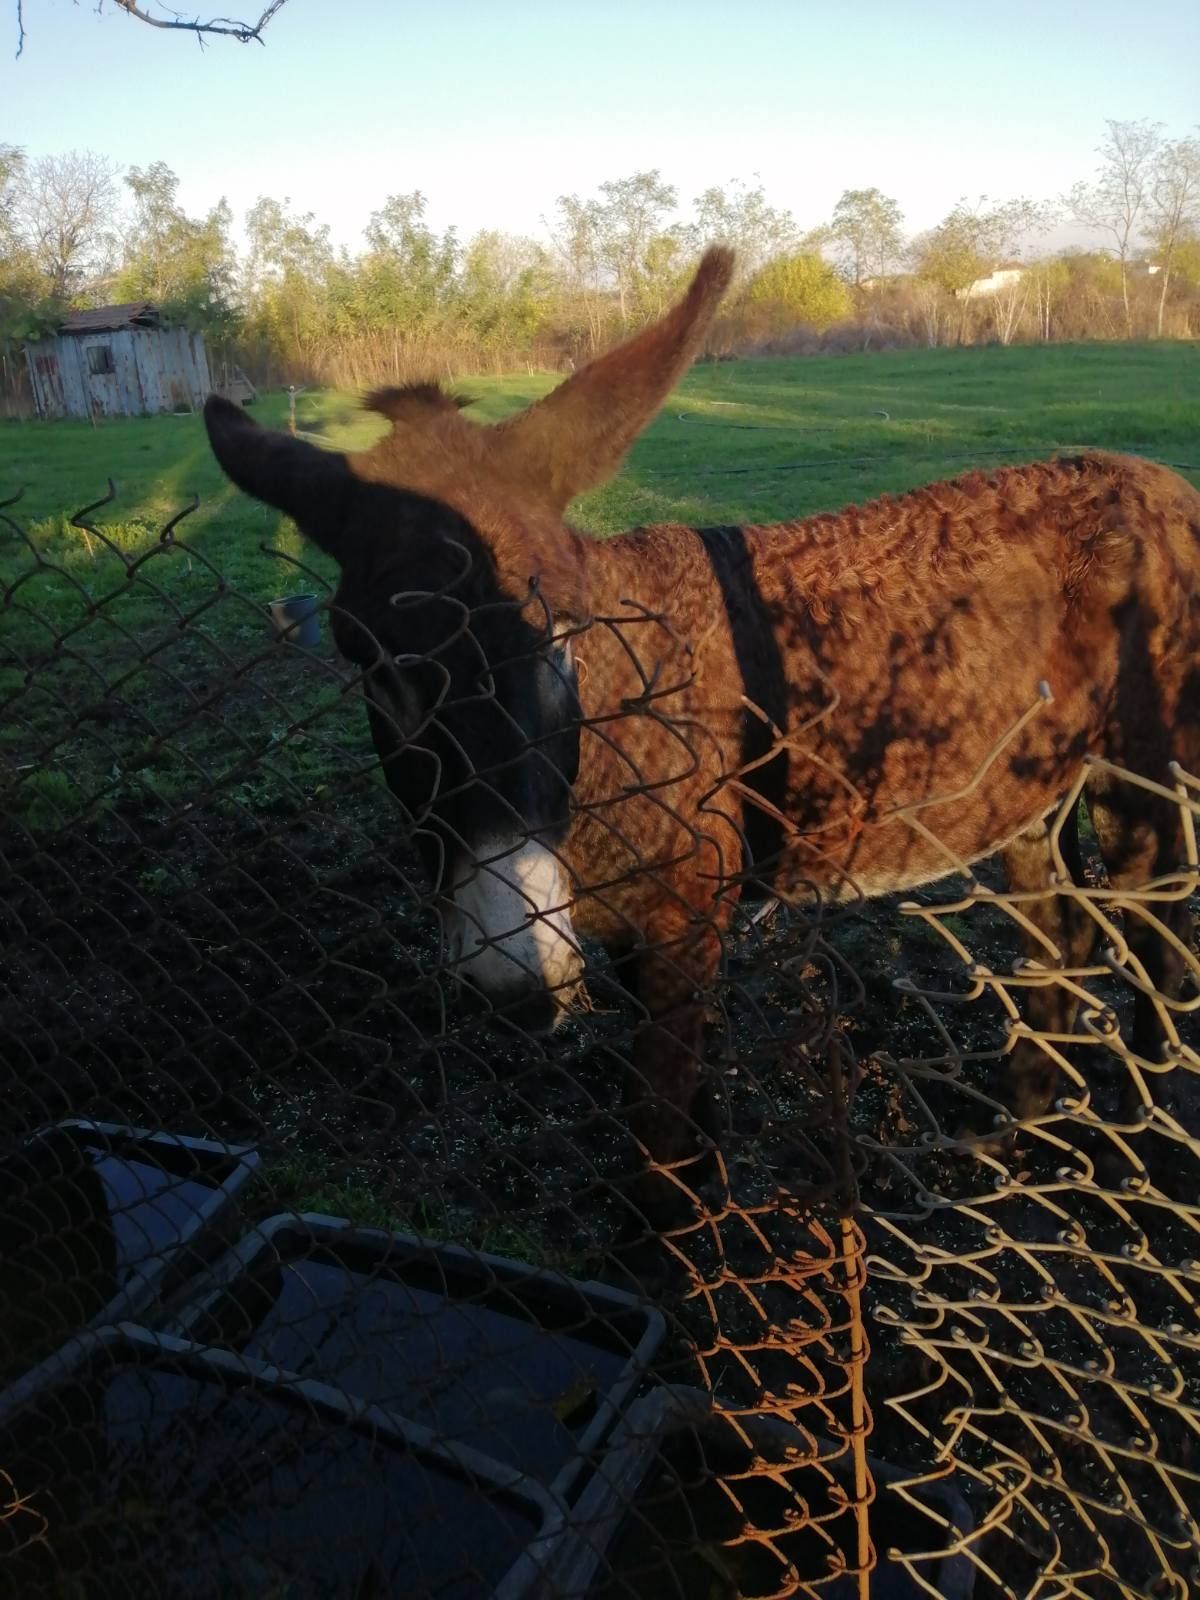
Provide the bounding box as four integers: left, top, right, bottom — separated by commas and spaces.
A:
287, 384, 296, 436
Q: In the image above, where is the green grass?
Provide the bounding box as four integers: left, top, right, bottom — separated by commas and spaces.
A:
245, 1157, 582, 1268
506, 339, 1200, 531
3, 342, 1197, 827
6, 339, 1197, 560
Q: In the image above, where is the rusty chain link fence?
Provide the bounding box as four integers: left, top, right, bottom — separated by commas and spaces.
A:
1, 479, 1197, 1600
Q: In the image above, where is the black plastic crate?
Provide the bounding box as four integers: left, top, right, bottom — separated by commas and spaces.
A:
161, 1211, 666, 1505
0, 1323, 563, 1600
0, 1121, 258, 1385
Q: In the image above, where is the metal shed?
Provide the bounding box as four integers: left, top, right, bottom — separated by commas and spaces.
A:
24, 303, 212, 420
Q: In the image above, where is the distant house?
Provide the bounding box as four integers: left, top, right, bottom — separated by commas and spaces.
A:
24, 302, 212, 421
957, 265, 1026, 301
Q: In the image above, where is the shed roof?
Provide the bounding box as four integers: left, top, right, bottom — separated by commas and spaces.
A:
57, 302, 162, 335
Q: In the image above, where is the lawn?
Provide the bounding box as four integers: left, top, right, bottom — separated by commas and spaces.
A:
2, 339, 1198, 828
5, 337, 1198, 535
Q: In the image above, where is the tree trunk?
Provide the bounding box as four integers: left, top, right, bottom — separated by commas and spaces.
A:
1156, 262, 1172, 338
1038, 282, 1052, 342
995, 284, 1029, 346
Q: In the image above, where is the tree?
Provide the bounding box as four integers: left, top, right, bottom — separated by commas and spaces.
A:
0, 142, 23, 244
688, 179, 797, 283
1147, 133, 1200, 335
1067, 118, 1162, 336
15, 1, 289, 57
1171, 233, 1200, 291
745, 252, 851, 333
0, 142, 72, 403
546, 191, 608, 354
362, 192, 459, 329
830, 188, 905, 287
550, 171, 679, 331
1046, 252, 1124, 340
596, 171, 679, 326
910, 278, 945, 348
243, 195, 334, 366
0, 144, 49, 405
460, 231, 556, 352
636, 230, 689, 319
912, 196, 1047, 342
913, 196, 1044, 295
116, 162, 237, 334
1026, 256, 1071, 342
990, 275, 1031, 346
14, 150, 118, 299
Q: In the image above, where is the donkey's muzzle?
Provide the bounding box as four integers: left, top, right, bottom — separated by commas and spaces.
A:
444, 838, 584, 1023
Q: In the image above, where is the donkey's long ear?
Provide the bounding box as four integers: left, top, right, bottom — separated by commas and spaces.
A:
489, 246, 735, 511
203, 395, 356, 563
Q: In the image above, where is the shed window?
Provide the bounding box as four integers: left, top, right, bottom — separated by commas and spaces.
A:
87, 345, 115, 375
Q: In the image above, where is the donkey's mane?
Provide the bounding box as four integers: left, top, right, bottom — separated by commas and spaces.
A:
365, 383, 474, 421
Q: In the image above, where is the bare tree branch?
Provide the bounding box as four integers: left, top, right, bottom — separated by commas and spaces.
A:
108, 0, 289, 44
1148, 132, 1200, 336
1066, 118, 1163, 337
15, 0, 288, 56
16, 150, 120, 297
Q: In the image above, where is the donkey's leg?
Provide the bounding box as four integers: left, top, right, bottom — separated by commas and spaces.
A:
1087, 769, 1193, 1124
619, 906, 727, 1241
1000, 803, 1098, 1123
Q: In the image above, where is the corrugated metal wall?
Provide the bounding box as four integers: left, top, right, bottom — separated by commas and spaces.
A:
24, 329, 212, 420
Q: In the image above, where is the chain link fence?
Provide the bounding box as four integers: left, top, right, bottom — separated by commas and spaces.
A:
1, 477, 1197, 1600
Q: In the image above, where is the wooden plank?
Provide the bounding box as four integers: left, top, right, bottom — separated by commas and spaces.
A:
66, 337, 90, 419
189, 330, 212, 404
24, 342, 65, 418
132, 328, 165, 413
112, 330, 144, 415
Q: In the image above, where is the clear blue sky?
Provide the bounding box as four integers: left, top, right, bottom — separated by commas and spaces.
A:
4, 0, 1197, 251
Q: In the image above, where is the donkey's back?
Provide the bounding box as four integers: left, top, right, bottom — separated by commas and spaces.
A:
722, 448, 1200, 906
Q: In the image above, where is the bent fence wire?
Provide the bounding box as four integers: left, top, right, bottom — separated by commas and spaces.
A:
0, 481, 1197, 1600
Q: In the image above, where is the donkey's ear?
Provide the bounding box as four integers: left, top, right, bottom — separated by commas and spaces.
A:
488, 246, 735, 512
203, 395, 355, 562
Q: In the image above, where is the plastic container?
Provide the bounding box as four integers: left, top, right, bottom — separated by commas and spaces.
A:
0, 1120, 259, 1384
161, 1211, 666, 1505
267, 592, 320, 648
0, 1322, 561, 1600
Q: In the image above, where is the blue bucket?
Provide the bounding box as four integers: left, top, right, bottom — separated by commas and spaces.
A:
268, 592, 320, 649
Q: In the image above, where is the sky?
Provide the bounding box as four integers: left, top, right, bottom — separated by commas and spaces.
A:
3, 0, 1198, 256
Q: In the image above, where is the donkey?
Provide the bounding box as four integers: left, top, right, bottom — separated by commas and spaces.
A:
204, 247, 1200, 1230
